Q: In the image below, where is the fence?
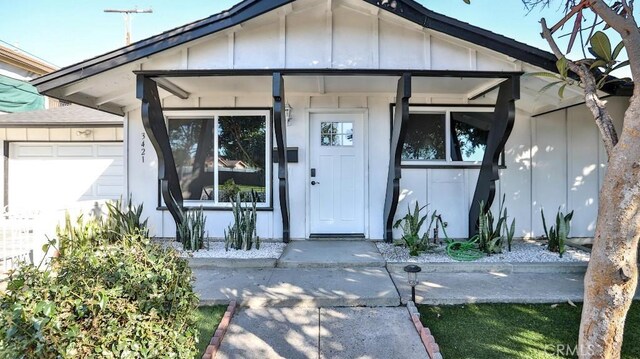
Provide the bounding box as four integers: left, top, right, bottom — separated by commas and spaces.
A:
1, 209, 38, 273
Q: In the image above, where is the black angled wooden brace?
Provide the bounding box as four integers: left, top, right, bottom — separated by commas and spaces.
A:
136, 75, 184, 237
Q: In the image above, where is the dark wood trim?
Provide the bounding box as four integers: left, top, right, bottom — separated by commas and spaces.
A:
136, 75, 185, 237
272, 73, 290, 243
531, 95, 616, 117
384, 73, 412, 243
468, 76, 520, 237
135, 69, 522, 79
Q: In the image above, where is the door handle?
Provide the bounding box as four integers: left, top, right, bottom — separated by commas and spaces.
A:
311, 180, 320, 185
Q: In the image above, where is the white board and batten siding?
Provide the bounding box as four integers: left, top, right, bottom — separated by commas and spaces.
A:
122, 0, 629, 239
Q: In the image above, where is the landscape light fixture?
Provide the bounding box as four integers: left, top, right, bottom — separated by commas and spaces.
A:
403, 264, 422, 303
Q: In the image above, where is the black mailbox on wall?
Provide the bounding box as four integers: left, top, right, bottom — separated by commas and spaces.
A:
272, 147, 299, 163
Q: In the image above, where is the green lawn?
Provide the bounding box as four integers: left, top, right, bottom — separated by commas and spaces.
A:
418, 302, 640, 359
195, 305, 226, 358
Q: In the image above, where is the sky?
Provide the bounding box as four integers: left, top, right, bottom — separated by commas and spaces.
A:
0, 0, 613, 69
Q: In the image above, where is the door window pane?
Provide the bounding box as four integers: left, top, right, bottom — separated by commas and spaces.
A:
450, 112, 491, 162
321, 122, 354, 147
402, 113, 446, 160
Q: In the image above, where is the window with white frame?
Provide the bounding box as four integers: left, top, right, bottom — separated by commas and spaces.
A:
401, 107, 493, 164
167, 110, 271, 207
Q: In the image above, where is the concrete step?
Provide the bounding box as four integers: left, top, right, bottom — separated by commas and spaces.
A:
276, 240, 385, 268
194, 267, 400, 307
387, 261, 589, 274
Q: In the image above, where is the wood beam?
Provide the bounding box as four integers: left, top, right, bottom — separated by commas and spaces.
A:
383, 73, 411, 242
273, 72, 290, 243
136, 75, 184, 237
153, 77, 190, 99
468, 76, 520, 237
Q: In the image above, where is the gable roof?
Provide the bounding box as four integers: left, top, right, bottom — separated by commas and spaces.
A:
32, 0, 560, 94
0, 104, 122, 127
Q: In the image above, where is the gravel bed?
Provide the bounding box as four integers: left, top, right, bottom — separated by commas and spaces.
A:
157, 240, 285, 259
377, 239, 590, 263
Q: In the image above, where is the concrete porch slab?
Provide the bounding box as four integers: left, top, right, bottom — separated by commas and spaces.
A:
277, 240, 385, 268
194, 267, 400, 307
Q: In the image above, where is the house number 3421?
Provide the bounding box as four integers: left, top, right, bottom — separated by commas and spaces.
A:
141, 132, 146, 163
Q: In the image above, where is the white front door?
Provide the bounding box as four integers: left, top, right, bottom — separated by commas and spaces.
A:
309, 112, 365, 235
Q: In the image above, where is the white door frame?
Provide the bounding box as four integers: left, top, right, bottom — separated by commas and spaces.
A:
304, 108, 369, 238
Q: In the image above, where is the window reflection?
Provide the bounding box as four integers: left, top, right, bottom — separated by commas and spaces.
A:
402, 113, 446, 160
168, 114, 268, 205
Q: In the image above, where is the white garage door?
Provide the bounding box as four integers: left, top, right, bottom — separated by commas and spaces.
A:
9, 142, 124, 211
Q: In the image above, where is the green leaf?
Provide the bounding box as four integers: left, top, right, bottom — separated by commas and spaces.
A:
612, 41, 625, 60
590, 31, 612, 61
539, 81, 564, 94
463, 0, 470, 3
556, 57, 569, 78
558, 84, 567, 99
611, 60, 630, 71
589, 59, 608, 70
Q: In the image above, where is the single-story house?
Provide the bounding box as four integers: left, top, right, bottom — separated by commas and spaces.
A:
0, 105, 124, 212
31, 0, 630, 241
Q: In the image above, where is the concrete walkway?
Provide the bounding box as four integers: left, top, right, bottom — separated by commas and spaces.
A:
217, 307, 428, 359
194, 267, 400, 307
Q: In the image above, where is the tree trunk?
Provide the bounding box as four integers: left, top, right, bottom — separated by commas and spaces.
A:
579, 95, 640, 358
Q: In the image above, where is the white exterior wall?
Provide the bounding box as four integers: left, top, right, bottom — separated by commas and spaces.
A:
120, 0, 629, 239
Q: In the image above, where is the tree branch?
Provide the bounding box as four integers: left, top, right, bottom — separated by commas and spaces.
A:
588, 0, 637, 34
540, 17, 619, 157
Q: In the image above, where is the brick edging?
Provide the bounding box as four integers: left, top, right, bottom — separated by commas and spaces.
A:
202, 300, 237, 359
406, 301, 443, 359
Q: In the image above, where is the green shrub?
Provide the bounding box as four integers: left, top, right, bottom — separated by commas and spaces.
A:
178, 207, 207, 251
0, 235, 199, 358
393, 202, 444, 256
224, 192, 260, 251
55, 198, 148, 256
542, 208, 574, 258
471, 195, 515, 255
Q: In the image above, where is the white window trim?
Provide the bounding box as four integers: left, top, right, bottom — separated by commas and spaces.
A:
165, 109, 272, 208
400, 106, 494, 166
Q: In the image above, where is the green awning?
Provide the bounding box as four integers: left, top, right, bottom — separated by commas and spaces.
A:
0, 74, 45, 113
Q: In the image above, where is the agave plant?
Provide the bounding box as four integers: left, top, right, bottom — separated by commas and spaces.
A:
177, 206, 207, 251
393, 202, 441, 256
470, 195, 515, 254
542, 208, 574, 258
224, 191, 260, 251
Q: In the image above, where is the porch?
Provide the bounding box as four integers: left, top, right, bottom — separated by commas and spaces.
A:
135, 69, 520, 242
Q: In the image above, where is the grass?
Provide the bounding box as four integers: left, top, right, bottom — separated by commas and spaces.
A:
418, 301, 640, 359
194, 305, 226, 358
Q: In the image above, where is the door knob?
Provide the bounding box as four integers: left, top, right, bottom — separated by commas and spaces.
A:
311, 180, 320, 185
